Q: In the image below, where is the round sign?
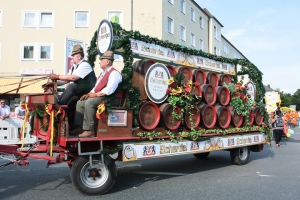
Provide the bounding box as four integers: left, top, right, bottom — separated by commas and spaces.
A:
247, 82, 256, 101
97, 19, 113, 56
145, 63, 171, 103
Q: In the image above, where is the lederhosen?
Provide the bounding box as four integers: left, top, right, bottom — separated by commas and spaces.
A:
58, 60, 96, 105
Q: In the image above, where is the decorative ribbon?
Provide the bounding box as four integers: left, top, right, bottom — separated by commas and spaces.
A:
96, 102, 106, 119
20, 103, 31, 149
44, 104, 65, 157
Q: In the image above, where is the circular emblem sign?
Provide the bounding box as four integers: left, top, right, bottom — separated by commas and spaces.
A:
97, 19, 113, 56
247, 82, 256, 101
145, 63, 171, 104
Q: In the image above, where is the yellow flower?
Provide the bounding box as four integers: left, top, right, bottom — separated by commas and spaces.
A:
188, 80, 192, 85
168, 77, 174, 85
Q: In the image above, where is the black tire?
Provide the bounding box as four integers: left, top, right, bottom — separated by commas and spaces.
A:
193, 152, 210, 159
70, 155, 117, 195
230, 147, 250, 165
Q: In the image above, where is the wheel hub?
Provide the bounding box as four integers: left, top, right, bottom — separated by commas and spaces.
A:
88, 168, 101, 180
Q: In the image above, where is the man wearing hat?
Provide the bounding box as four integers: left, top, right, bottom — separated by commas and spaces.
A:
44, 44, 96, 105
71, 50, 122, 138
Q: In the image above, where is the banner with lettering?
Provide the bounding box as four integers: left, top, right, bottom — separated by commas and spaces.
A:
129, 39, 236, 75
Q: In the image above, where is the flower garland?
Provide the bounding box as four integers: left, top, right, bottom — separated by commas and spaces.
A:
166, 73, 201, 127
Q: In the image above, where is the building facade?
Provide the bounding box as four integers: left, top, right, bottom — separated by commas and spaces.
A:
0, 0, 246, 107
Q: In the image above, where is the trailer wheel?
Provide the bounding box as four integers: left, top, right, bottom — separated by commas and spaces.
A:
70, 155, 117, 195
193, 152, 210, 159
230, 147, 250, 165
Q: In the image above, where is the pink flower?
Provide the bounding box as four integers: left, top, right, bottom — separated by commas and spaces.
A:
166, 88, 171, 94
240, 94, 245, 99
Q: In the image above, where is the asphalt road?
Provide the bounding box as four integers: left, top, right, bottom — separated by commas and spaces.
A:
1, 128, 300, 200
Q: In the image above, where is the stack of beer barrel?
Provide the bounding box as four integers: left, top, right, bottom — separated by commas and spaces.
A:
132, 59, 263, 131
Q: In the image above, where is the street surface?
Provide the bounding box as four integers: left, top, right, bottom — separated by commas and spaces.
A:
1, 128, 300, 200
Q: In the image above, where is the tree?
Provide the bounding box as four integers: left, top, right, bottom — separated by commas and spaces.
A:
291, 89, 300, 110
276, 89, 293, 107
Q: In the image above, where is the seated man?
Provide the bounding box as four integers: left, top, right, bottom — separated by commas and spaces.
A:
43, 44, 96, 105
0, 99, 10, 120
71, 51, 122, 138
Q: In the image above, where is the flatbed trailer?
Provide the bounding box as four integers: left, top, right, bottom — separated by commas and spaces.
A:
0, 20, 270, 195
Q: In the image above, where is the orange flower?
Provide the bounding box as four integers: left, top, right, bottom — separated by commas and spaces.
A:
185, 83, 192, 93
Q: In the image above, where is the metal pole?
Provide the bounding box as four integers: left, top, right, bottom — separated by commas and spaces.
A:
131, 0, 133, 30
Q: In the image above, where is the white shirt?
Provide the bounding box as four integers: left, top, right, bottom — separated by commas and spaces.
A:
90, 66, 122, 95
0, 105, 11, 116
15, 106, 26, 116
67, 59, 92, 79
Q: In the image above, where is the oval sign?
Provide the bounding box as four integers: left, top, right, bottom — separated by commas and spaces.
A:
97, 19, 113, 56
145, 63, 171, 103
247, 81, 256, 101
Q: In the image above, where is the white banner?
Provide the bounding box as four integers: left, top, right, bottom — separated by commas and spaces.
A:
123, 133, 266, 162
130, 39, 236, 75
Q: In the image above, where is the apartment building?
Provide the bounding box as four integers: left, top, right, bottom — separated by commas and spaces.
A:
0, 0, 246, 106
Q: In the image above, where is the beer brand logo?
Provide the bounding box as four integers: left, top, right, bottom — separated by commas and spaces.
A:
222, 64, 228, 70
101, 26, 107, 34
228, 138, 235, 146
131, 42, 138, 50
155, 71, 164, 79
124, 145, 134, 159
142, 145, 156, 156
167, 50, 175, 58
253, 135, 259, 142
197, 58, 203, 65
190, 141, 200, 151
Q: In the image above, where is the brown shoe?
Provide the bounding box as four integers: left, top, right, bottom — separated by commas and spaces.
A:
69, 128, 84, 135
79, 131, 95, 138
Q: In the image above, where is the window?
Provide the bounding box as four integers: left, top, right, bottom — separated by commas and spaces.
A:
22, 11, 54, 28
40, 12, 53, 27
22, 45, 35, 60
180, 0, 186, 14
180, 26, 186, 41
39, 45, 52, 60
190, 8, 195, 22
199, 39, 203, 51
108, 11, 123, 27
167, 17, 174, 34
214, 47, 220, 55
190, 33, 195, 47
214, 26, 219, 40
107, 11, 123, 61
0, 11, 2, 28
199, 16, 203, 28
168, 0, 174, 5
75, 11, 89, 28
224, 45, 228, 54
21, 43, 53, 61
23, 12, 36, 27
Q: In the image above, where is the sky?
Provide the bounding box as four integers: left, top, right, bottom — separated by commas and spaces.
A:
195, 0, 300, 94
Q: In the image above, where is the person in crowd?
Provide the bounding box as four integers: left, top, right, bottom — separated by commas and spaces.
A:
43, 44, 96, 105
273, 111, 287, 148
15, 101, 26, 120
0, 99, 10, 120
70, 51, 122, 138
269, 112, 276, 139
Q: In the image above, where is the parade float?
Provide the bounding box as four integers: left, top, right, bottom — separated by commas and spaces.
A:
0, 19, 272, 195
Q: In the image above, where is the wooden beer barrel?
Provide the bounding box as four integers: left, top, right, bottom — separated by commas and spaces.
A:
192, 69, 207, 85
214, 105, 231, 129
254, 108, 264, 125
206, 72, 219, 87
218, 74, 232, 86
191, 84, 202, 98
138, 101, 160, 130
215, 86, 230, 106
199, 104, 217, 129
248, 109, 255, 126
159, 103, 181, 130
175, 66, 192, 84
228, 106, 244, 127
200, 84, 216, 105
133, 59, 156, 75
184, 107, 200, 129
166, 65, 177, 77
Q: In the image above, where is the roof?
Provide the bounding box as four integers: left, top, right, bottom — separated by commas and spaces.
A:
0, 77, 48, 94
264, 84, 275, 92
